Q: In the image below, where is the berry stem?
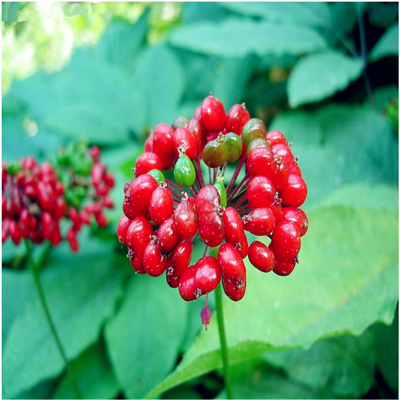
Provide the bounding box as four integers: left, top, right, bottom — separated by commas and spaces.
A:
226, 154, 246, 196
215, 282, 234, 400
25, 240, 83, 400
227, 173, 251, 204
229, 192, 248, 209
165, 179, 184, 196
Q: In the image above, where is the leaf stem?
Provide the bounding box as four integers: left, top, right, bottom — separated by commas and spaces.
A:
215, 283, 233, 399
25, 240, 83, 399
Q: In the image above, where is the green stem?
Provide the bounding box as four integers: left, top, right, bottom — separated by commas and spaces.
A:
25, 241, 83, 399
215, 283, 234, 399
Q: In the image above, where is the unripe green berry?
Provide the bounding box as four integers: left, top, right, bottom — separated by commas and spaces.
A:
174, 153, 196, 188
147, 169, 166, 185
224, 132, 242, 163
242, 118, 267, 147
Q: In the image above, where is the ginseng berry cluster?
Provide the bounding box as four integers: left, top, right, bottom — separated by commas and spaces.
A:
117, 94, 308, 310
2, 143, 115, 253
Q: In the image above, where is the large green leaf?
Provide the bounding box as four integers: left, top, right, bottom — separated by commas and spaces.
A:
268, 105, 398, 209
263, 326, 378, 398
2, 238, 124, 398
222, 2, 331, 29
288, 51, 364, 107
217, 359, 318, 399
2, 269, 35, 346
53, 340, 120, 399
168, 19, 327, 58
104, 274, 188, 399
369, 23, 399, 61
372, 309, 399, 393
96, 11, 148, 71
144, 185, 398, 398
132, 43, 185, 128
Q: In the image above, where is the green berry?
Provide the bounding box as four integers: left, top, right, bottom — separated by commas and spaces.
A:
147, 169, 165, 185
174, 153, 196, 188
214, 177, 227, 208
246, 137, 271, 156
224, 132, 242, 163
202, 133, 227, 168
242, 118, 267, 147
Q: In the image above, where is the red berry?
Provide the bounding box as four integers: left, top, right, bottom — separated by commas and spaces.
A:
157, 217, 180, 254
152, 123, 176, 170
123, 174, 158, 220
248, 241, 275, 272
9, 219, 21, 245
273, 257, 297, 276
187, 118, 203, 146
247, 176, 276, 209
53, 198, 66, 220
223, 207, 246, 248
126, 217, 153, 273
222, 275, 246, 301
279, 174, 308, 207
67, 228, 79, 252
195, 185, 224, 248
278, 207, 308, 236
135, 152, 162, 176
225, 103, 250, 135
41, 211, 55, 240
19, 208, 30, 238
144, 131, 154, 152
166, 239, 193, 288
173, 196, 198, 239
178, 256, 221, 301
243, 207, 276, 236
149, 185, 173, 225
143, 241, 167, 277
266, 130, 287, 146
116, 215, 131, 246
177, 265, 199, 301
200, 95, 226, 132
173, 127, 197, 160
91, 163, 105, 187
193, 256, 221, 294
270, 220, 301, 261
217, 243, 246, 285
272, 143, 296, 171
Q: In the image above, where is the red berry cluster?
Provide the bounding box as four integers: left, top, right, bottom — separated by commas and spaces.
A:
117, 94, 308, 307
2, 143, 115, 253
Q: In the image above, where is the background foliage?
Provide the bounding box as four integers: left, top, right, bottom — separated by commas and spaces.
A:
2, 2, 398, 399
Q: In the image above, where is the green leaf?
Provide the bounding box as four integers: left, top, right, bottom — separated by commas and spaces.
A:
217, 360, 319, 399
2, 269, 35, 346
269, 105, 398, 209
369, 23, 399, 61
2, 239, 124, 398
212, 55, 255, 108
288, 51, 364, 107
132, 43, 185, 128
372, 309, 398, 393
182, 2, 226, 23
97, 12, 148, 71
2, 115, 62, 162
144, 189, 398, 398
263, 327, 377, 398
105, 274, 188, 399
53, 340, 120, 399
168, 19, 327, 58
222, 2, 331, 29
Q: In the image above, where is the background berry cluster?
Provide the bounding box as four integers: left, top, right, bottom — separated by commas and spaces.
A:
2, 143, 115, 253
118, 94, 308, 302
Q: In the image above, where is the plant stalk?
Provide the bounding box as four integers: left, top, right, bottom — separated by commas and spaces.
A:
215, 283, 234, 399
25, 241, 82, 399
